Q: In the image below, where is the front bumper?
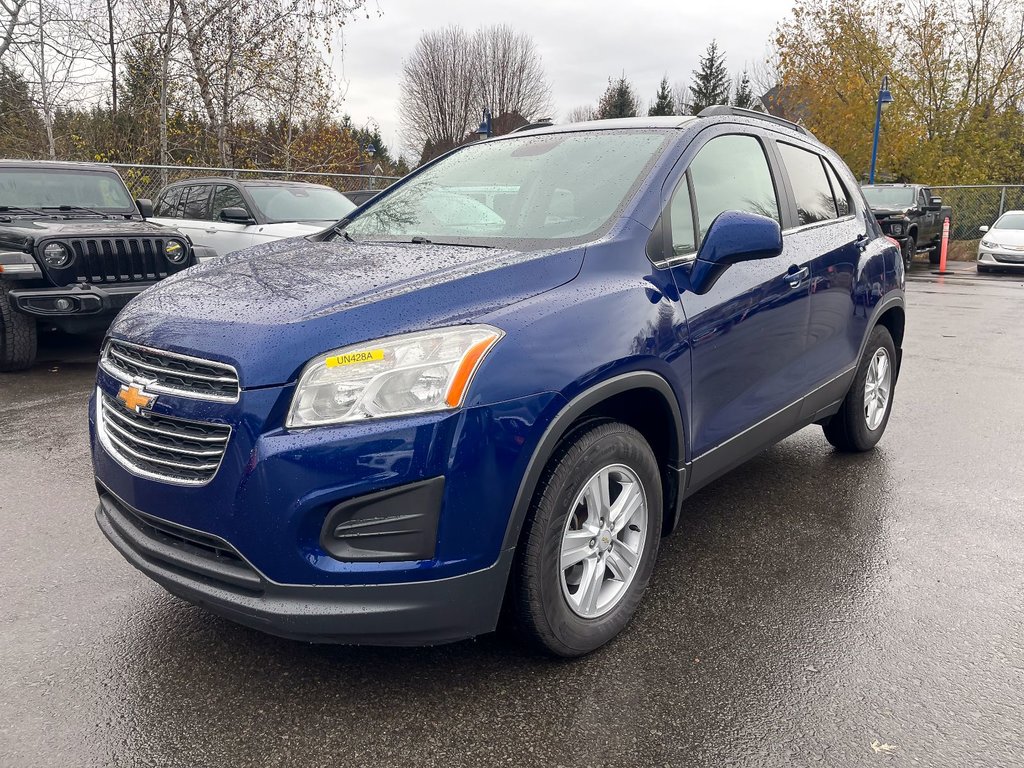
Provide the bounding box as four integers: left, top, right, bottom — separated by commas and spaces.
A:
96, 490, 514, 645
978, 249, 1024, 269
9, 282, 154, 318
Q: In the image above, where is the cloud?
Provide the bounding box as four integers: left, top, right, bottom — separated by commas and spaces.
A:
333, 0, 791, 158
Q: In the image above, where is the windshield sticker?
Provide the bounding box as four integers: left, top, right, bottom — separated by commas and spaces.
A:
325, 349, 385, 368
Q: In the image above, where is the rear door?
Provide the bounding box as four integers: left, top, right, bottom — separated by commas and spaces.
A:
168, 184, 213, 246
775, 140, 873, 412
202, 184, 257, 256
661, 129, 812, 483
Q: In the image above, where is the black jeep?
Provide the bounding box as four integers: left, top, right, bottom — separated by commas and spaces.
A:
0, 161, 198, 370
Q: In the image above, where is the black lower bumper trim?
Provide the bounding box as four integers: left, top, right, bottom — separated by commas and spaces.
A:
10, 283, 153, 318
95, 494, 513, 646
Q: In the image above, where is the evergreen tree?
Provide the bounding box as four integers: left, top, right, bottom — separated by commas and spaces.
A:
648, 76, 675, 116
689, 40, 731, 114
596, 75, 640, 119
733, 69, 755, 109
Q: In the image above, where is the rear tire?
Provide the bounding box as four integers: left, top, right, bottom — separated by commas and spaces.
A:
512, 421, 663, 657
823, 325, 896, 452
0, 280, 37, 372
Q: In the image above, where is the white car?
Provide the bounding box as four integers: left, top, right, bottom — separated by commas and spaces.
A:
150, 178, 356, 259
978, 210, 1024, 273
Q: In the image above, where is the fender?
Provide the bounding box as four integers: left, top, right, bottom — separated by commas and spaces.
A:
861, 289, 906, 383
499, 371, 687, 552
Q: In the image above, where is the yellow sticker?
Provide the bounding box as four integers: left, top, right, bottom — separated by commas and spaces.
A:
325, 349, 385, 368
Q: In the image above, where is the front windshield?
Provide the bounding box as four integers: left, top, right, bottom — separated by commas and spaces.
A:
342, 130, 672, 249
994, 212, 1024, 230
861, 186, 916, 209
0, 167, 134, 212
245, 184, 356, 223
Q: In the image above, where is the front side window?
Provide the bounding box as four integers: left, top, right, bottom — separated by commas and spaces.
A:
778, 142, 837, 226
342, 129, 673, 250
689, 134, 780, 240
211, 185, 249, 220
668, 178, 697, 256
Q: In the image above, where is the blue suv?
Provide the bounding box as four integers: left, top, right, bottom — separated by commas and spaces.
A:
91, 109, 905, 656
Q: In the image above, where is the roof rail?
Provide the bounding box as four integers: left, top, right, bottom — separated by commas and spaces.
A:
697, 105, 815, 139
511, 119, 554, 133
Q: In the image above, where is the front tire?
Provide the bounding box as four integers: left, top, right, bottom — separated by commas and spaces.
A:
823, 325, 896, 452
901, 236, 916, 269
928, 248, 941, 265
513, 421, 663, 657
0, 280, 37, 372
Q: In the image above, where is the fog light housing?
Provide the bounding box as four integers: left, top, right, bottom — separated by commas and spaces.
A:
43, 242, 71, 268
889, 223, 904, 235
54, 297, 74, 311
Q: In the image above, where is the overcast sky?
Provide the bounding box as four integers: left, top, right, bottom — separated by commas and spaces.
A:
333, 0, 795, 159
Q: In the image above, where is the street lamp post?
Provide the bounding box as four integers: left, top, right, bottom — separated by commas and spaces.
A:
868, 75, 894, 184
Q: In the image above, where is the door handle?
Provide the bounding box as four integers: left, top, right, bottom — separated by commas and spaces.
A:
855, 234, 871, 251
785, 265, 810, 287
205, 228, 218, 234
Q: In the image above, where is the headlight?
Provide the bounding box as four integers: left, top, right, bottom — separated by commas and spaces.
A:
980, 238, 999, 249
42, 242, 71, 268
889, 223, 903, 235
164, 239, 188, 264
287, 325, 503, 428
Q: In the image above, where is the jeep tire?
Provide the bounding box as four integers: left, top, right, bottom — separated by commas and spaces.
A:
0, 279, 37, 371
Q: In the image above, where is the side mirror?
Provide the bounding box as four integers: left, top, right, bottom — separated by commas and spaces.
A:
220, 207, 254, 224
689, 210, 783, 295
135, 198, 153, 218
979, 225, 990, 233
927, 196, 942, 210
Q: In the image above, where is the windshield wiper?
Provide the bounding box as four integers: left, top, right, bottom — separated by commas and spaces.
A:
0, 205, 50, 217
408, 236, 495, 248
333, 225, 357, 243
41, 204, 111, 218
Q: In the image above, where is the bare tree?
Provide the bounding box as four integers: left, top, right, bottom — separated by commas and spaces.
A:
472, 24, 550, 132
1, 0, 31, 59
399, 25, 478, 159
566, 104, 596, 122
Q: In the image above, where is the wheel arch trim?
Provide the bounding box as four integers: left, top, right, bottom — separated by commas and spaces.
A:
500, 371, 686, 552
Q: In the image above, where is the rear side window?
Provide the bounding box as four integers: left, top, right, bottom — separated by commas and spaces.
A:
181, 185, 212, 220
211, 185, 250, 220
823, 161, 852, 217
154, 187, 181, 217
778, 143, 837, 226
689, 134, 780, 240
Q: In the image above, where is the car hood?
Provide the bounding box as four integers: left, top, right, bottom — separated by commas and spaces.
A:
109, 237, 584, 387
984, 228, 1024, 247
0, 217, 181, 249
871, 207, 911, 219
250, 221, 333, 238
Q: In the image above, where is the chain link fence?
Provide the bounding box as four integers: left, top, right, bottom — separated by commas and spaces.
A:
929, 185, 1024, 241
109, 163, 401, 202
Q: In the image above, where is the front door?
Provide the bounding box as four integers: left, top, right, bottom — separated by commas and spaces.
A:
661, 130, 812, 485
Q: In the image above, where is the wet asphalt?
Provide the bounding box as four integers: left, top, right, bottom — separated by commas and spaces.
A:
1, 261, 1022, 767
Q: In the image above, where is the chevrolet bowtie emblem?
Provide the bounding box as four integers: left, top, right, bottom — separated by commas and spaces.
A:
117, 384, 156, 414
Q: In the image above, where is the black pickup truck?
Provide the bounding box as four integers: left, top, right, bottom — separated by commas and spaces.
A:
861, 184, 953, 267
0, 160, 201, 371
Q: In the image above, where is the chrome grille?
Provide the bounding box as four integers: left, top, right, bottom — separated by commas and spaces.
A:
100, 339, 240, 402
97, 391, 231, 485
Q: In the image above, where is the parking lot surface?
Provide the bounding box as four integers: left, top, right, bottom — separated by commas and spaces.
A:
1, 261, 1022, 767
